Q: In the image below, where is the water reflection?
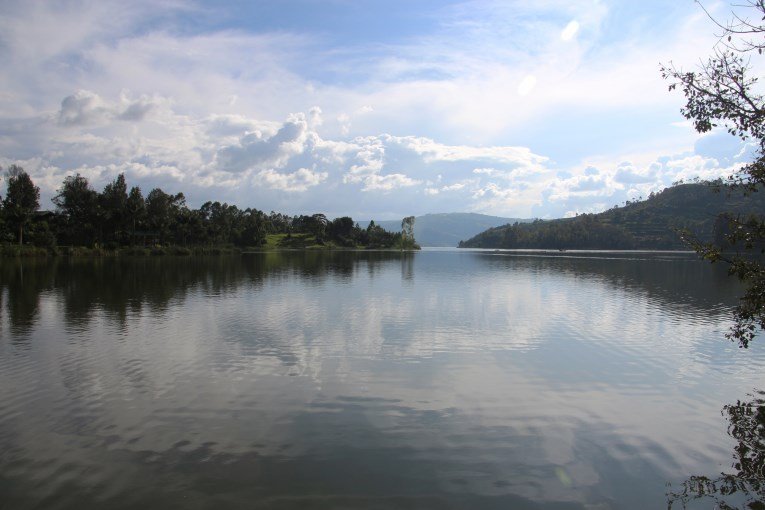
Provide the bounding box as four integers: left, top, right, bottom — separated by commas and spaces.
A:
0, 250, 762, 509
668, 390, 765, 509
0, 251, 742, 336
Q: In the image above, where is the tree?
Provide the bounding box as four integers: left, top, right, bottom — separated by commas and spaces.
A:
328, 216, 355, 246
100, 173, 128, 243
52, 174, 99, 246
662, 0, 765, 347
3, 165, 40, 246
668, 391, 765, 509
401, 216, 416, 250
126, 186, 145, 241
145, 188, 184, 244
310, 213, 328, 243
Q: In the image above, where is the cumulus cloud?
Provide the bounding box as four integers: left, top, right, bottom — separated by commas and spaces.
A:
361, 173, 420, 192
58, 90, 110, 126
0, 0, 757, 219
613, 162, 655, 184
58, 90, 161, 126
570, 175, 607, 192
216, 113, 309, 173
253, 167, 328, 192
396, 136, 549, 167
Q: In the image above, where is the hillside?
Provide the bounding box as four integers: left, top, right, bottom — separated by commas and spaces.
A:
368, 213, 526, 247
459, 182, 765, 250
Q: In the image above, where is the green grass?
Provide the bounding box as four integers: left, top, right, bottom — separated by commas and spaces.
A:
0, 244, 243, 257
0, 244, 54, 257
263, 233, 337, 250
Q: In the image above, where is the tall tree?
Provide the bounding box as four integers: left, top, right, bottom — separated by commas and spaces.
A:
401, 216, 416, 249
100, 173, 128, 243
662, 0, 765, 347
145, 188, 184, 244
3, 165, 40, 246
310, 213, 328, 242
126, 186, 145, 241
52, 174, 99, 246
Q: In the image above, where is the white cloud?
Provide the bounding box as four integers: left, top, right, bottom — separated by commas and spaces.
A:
0, 0, 756, 219
361, 173, 421, 192
57, 90, 161, 126
517, 75, 537, 96
216, 113, 310, 173
613, 162, 656, 184
560, 20, 580, 41
253, 167, 328, 192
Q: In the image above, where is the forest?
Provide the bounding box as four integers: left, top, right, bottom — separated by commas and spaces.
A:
459, 181, 765, 250
0, 166, 418, 253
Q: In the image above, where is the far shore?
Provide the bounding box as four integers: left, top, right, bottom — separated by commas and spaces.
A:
0, 234, 420, 258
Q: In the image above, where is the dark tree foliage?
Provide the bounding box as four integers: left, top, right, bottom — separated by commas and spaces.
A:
328, 217, 356, 247
53, 173, 99, 246
3, 165, 40, 246
668, 391, 765, 509
461, 215, 637, 250
661, 0, 765, 347
0, 170, 412, 251
310, 213, 328, 243
100, 173, 129, 244
459, 182, 765, 250
126, 186, 145, 237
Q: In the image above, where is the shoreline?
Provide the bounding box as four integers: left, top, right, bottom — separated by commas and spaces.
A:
0, 244, 421, 258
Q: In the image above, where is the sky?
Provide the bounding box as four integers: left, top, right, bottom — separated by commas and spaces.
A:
0, 0, 759, 219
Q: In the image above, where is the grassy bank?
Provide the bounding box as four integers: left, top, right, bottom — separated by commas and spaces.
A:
260, 233, 363, 250
0, 244, 243, 258
257, 233, 420, 251
1, 234, 420, 257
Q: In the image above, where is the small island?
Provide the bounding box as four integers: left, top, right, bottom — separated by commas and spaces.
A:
0, 168, 420, 256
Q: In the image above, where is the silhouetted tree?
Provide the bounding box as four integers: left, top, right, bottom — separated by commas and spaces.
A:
328, 216, 355, 246
126, 186, 145, 241
146, 188, 184, 244
311, 213, 328, 243
53, 174, 99, 246
662, 0, 765, 347
3, 165, 40, 246
100, 173, 128, 244
668, 391, 765, 509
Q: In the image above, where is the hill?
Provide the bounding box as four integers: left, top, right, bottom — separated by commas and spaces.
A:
459, 182, 765, 250
368, 213, 526, 247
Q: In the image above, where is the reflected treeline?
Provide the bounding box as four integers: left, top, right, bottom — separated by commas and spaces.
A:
2, 251, 741, 340
0, 259, 57, 338
667, 391, 765, 509
476, 252, 742, 317
0, 252, 410, 335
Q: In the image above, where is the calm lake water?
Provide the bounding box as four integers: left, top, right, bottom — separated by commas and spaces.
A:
1, 249, 764, 509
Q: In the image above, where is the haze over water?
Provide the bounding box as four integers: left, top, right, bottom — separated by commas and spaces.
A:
1, 250, 763, 509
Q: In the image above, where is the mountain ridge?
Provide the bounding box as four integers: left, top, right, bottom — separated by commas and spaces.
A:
364, 212, 528, 247
458, 182, 765, 250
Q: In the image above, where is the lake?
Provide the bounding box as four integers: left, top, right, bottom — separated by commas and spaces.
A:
1, 249, 763, 509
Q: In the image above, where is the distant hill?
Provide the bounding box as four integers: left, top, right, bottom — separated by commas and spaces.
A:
366, 213, 527, 247
459, 182, 765, 250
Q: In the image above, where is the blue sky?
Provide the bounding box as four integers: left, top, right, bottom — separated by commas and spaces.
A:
0, 0, 758, 219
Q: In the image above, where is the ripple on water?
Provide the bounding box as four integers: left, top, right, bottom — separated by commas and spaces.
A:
0, 251, 762, 510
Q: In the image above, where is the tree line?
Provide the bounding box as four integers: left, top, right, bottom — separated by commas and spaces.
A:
459, 182, 765, 250
0, 166, 417, 250
459, 215, 637, 250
